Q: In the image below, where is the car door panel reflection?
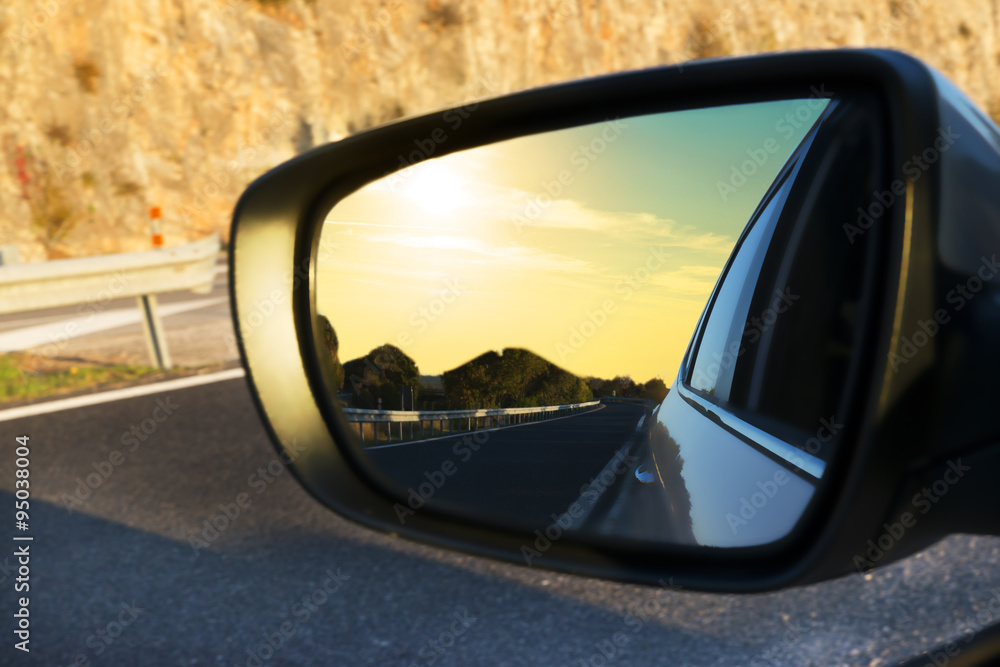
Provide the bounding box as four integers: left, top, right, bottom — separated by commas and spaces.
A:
653, 386, 815, 547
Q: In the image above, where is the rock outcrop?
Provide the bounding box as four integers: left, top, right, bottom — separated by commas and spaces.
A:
1, 0, 997, 260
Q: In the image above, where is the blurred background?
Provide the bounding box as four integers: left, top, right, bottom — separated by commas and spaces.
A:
2, 0, 997, 261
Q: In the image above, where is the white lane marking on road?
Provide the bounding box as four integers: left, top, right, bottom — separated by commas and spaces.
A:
603, 453, 641, 529
0, 296, 229, 352
557, 437, 637, 532
635, 414, 646, 431
0, 367, 246, 422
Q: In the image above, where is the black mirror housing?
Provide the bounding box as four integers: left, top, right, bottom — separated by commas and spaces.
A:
229, 48, 1000, 591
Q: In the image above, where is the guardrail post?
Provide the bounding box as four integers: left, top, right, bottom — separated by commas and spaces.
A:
137, 294, 172, 369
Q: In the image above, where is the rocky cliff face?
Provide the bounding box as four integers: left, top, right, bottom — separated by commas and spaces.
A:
1, 0, 997, 261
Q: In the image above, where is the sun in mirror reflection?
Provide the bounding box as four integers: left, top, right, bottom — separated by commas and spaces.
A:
318, 100, 822, 388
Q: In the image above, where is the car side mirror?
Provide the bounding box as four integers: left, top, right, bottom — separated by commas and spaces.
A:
229, 49, 1000, 591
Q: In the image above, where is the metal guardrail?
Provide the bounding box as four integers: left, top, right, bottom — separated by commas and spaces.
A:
0, 234, 220, 368
343, 400, 601, 445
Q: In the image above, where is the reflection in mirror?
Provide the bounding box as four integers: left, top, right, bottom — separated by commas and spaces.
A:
314, 97, 876, 548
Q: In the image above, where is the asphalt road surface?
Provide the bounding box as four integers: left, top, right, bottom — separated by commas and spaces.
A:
1, 375, 999, 665
366, 402, 648, 532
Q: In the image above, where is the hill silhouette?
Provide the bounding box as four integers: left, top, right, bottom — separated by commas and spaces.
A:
442, 348, 593, 410
585, 376, 669, 404
342, 344, 669, 410
343, 344, 420, 410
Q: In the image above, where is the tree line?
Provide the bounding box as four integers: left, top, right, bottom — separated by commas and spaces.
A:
585, 376, 669, 404
441, 348, 592, 410
317, 317, 668, 411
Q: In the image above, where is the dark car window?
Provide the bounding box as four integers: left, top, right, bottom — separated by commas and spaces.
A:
686, 99, 884, 458
687, 167, 796, 402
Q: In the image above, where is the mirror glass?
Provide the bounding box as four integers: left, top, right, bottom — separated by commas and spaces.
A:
314, 97, 876, 548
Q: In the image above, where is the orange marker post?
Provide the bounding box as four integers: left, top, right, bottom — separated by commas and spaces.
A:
149, 206, 163, 248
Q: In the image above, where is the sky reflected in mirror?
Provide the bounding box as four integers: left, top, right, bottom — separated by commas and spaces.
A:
318, 99, 825, 381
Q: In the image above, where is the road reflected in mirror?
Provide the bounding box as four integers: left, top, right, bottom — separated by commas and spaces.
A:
315, 98, 839, 548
